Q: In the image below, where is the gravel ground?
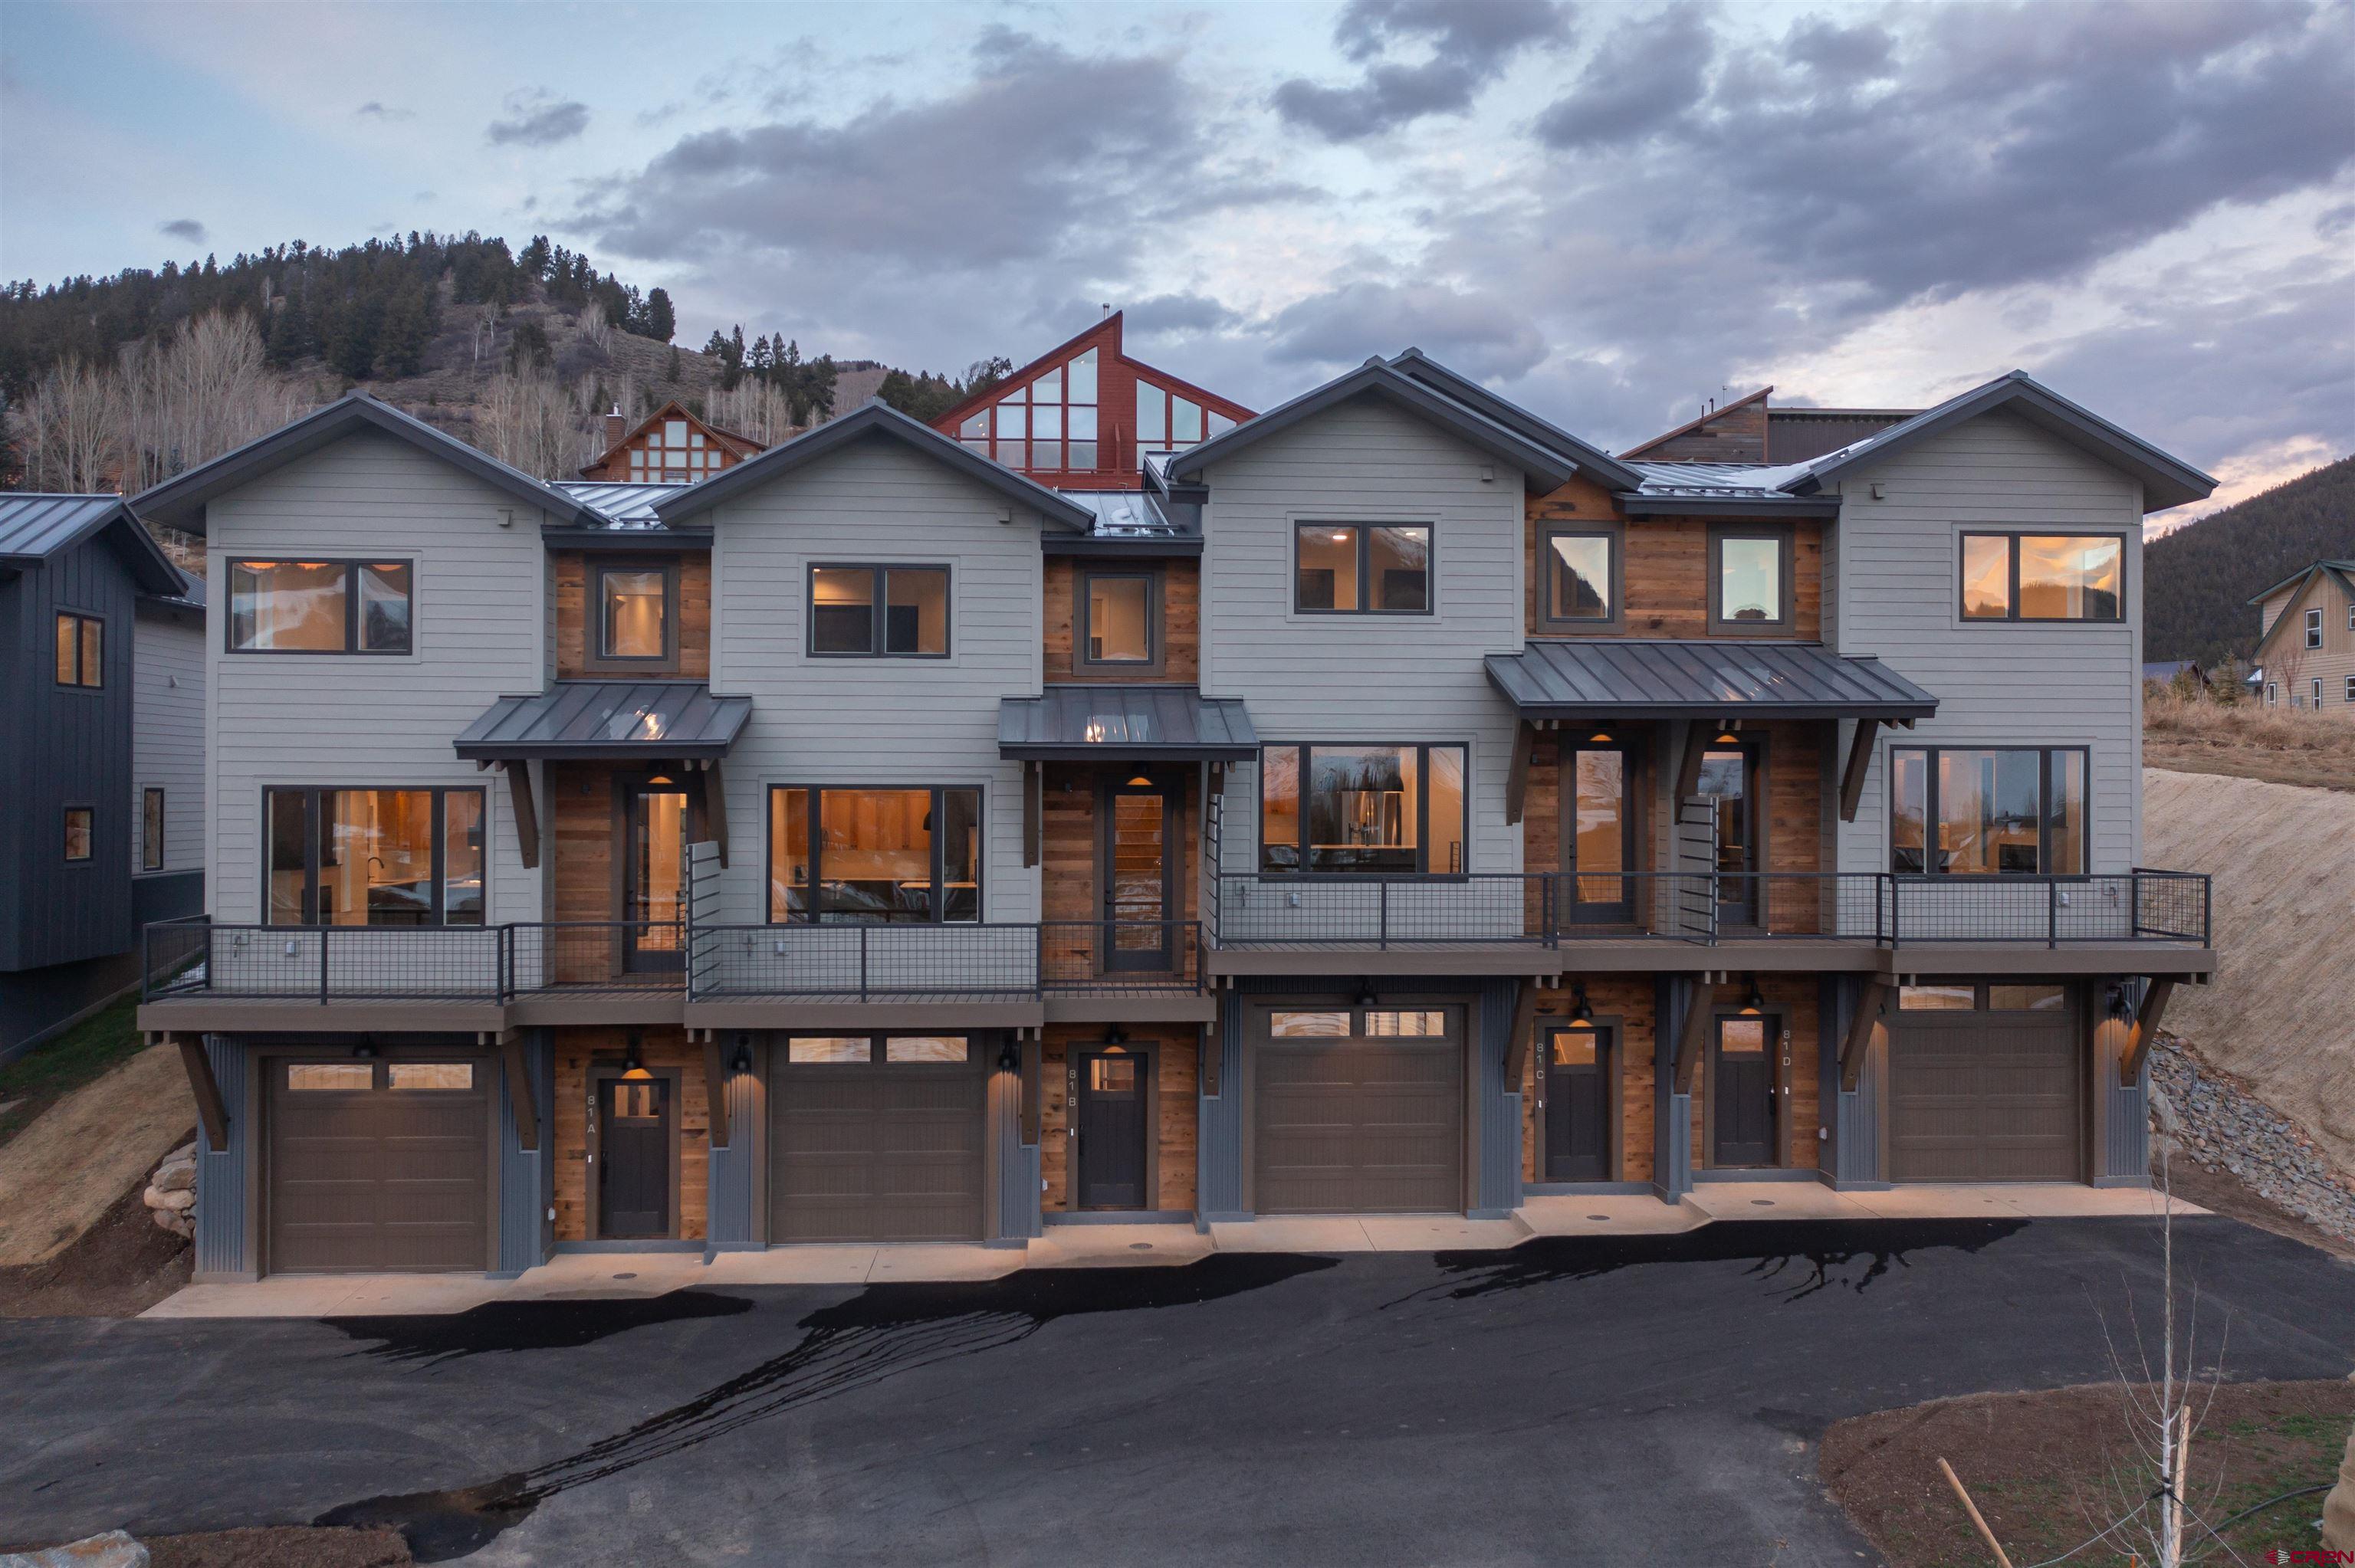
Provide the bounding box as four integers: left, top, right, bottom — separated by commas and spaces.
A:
2150, 1035, 2355, 1245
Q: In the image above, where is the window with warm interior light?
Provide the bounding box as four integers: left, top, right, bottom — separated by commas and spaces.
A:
1890, 746, 2087, 875
264, 786, 484, 925
54, 611, 103, 687
64, 806, 94, 862
1080, 569, 1158, 668
1959, 533, 2123, 622
143, 788, 165, 871
1260, 743, 1467, 874
229, 560, 412, 652
1708, 525, 1792, 632
591, 559, 675, 669
1295, 523, 1430, 613
767, 786, 980, 922
1542, 526, 1619, 628
809, 564, 948, 657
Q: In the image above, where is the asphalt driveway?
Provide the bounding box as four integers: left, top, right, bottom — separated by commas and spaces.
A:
3, 1215, 2350, 1566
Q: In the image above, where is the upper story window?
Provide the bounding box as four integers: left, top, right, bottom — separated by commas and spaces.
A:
2344, 674, 2354, 705
628, 419, 727, 482
809, 564, 948, 658
143, 788, 166, 871
1260, 743, 1467, 874
1135, 379, 1236, 454
767, 786, 981, 923
2305, 607, 2324, 649
589, 559, 675, 671
1542, 524, 1620, 630
1959, 533, 2122, 622
1708, 525, 1792, 634
1295, 523, 1430, 614
1081, 568, 1159, 669
266, 786, 484, 926
1890, 746, 2085, 877
54, 611, 103, 687
961, 348, 1100, 474
229, 560, 412, 654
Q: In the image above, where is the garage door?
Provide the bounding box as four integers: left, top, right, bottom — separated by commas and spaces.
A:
769, 1035, 985, 1243
268, 1058, 489, 1272
1254, 1007, 1463, 1215
1889, 989, 2081, 1183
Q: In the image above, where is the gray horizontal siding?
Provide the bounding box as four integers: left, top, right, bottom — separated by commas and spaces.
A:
1832, 413, 2144, 875
707, 438, 1043, 926
202, 431, 550, 926
133, 601, 205, 877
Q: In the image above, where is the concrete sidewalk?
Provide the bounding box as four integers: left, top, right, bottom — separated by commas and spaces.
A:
140, 1182, 2206, 1319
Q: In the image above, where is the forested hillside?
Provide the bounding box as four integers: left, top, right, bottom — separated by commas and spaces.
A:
2146, 455, 2355, 664
0, 232, 1006, 494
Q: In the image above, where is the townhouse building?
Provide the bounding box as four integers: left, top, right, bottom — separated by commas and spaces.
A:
130, 336, 2215, 1280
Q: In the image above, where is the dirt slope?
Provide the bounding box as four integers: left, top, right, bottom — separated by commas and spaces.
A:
2144, 767, 2355, 1175
0, 1044, 195, 1266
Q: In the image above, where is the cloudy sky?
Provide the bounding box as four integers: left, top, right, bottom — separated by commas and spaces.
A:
5, 0, 2351, 515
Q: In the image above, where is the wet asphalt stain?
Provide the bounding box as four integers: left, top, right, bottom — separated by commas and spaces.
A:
1406, 1217, 2030, 1307
325, 1289, 754, 1365
317, 1251, 1338, 1561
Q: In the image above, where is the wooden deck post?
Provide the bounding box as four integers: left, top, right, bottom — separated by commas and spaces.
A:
505, 761, 541, 871
166, 1033, 228, 1152
1838, 719, 1880, 824
1505, 721, 1536, 827
1673, 976, 1713, 1093
2120, 977, 2176, 1085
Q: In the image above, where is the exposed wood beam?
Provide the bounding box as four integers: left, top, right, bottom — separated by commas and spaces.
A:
703, 1033, 731, 1147
1504, 722, 1536, 827
1840, 977, 1890, 1093
1022, 762, 1042, 869
701, 757, 730, 868
2120, 978, 2176, 1085
1501, 979, 1538, 1090
1675, 722, 1713, 803
1673, 976, 1713, 1093
498, 1028, 540, 1152
168, 1033, 228, 1151
506, 762, 541, 871
1838, 719, 1880, 824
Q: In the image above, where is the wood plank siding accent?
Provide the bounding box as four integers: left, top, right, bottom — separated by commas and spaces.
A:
1041, 557, 1200, 683
1038, 1023, 1197, 1212
1523, 976, 1659, 1184
553, 1026, 708, 1242
1525, 484, 1824, 640
1683, 976, 1823, 1173
552, 549, 711, 680
1622, 391, 1771, 464
549, 761, 619, 925
1039, 763, 1200, 927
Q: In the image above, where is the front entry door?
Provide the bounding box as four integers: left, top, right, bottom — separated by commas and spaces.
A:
624, 783, 689, 971
598, 1076, 671, 1238
1696, 746, 1758, 927
1543, 1025, 1613, 1181
1711, 1015, 1776, 1167
1101, 778, 1175, 972
1074, 1048, 1148, 1209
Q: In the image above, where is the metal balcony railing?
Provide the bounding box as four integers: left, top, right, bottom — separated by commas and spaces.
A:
142, 920, 688, 1003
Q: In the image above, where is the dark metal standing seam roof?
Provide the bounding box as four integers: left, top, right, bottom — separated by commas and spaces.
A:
1485, 641, 1938, 720
997, 685, 1260, 761
454, 681, 753, 760
0, 493, 189, 595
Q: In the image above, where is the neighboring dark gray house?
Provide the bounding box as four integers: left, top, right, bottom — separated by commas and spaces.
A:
0, 495, 205, 1057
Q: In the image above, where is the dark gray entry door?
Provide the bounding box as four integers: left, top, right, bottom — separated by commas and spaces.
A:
268, 1058, 488, 1273
1075, 1049, 1148, 1209
769, 1040, 986, 1242
1710, 1016, 1775, 1167
598, 1077, 670, 1238
1255, 1016, 1462, 1214
1890, 1006, 2081, 1182
1543, 1025, 1612, 1182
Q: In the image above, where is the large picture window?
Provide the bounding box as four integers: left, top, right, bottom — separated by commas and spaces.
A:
1890, 747, 2087, 876
768, 786, 981, 922
1295, 523, 1431, 614
1959, 534, 2123, 622
229, 560, 412, 653
1260, 743, 1467, 874
264, 787, 485, 925
809, 564, 949, 657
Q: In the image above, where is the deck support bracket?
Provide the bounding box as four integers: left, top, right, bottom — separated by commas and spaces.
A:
1673, 976, 1713, 1094
700, 757, 730, 869
1838, 719, 1880, 824
1840, 977, 1889, 1093
1674, 723, 1714, 804
1505, 721, 1536, 828
164, 1032, 229, 1152
1501, 978, 1539, 1090
702, 1032, 731, 1148
2120, 978, 2176, 1086
496, 1027, 541, 1152
503, 761, 541, 871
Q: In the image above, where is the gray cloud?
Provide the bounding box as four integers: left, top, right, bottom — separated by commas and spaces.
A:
1276, 0, 1571, 141
488, 90, 590, 147
356, 100, 415, 121
1267, 280, 1549, 382
1123, 293, 1246, 337
1533, 2, 1714, 149
159, 218, 206, 244
1783, 18, 1895, 79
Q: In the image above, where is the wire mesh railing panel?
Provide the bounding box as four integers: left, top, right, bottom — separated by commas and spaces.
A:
688, 923, 1040, 999
1038, 921, 1203, 990
1210, 874, 1549, 946
508, 923, 687, 993
142, 917, 212, 999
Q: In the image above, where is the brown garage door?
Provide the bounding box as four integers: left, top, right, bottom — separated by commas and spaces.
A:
769, 1035, 985, 1243
1255, 1008, 1463, 1215
268, 1058, 489, 1272
1889, 999, 2081, 1183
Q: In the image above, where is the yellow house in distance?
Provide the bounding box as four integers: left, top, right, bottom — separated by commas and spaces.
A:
2250, 559, 2355, 710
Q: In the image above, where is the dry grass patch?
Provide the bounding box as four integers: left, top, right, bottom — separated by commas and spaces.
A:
2144, 688, 2355, 791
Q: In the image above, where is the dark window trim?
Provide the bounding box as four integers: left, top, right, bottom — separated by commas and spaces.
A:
584, 556, 681, 674
143, 786, 166, 871
764, 783, 985, 923
805, 562, 953, 659
54, 609, 104, 689
1956, 531, 2127, 625
1538, 521, 1625, 632
62, 804, 95, 864
1255, 741, 1470, 877
1076, 564, 1165, 674
225, 559, 415, 655
1706, 523, 1795, 636
1888, 744, 2091, 877
2305, 606, 2324, 649
1292, 522, 1436, 616
261, 785, 488, 927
